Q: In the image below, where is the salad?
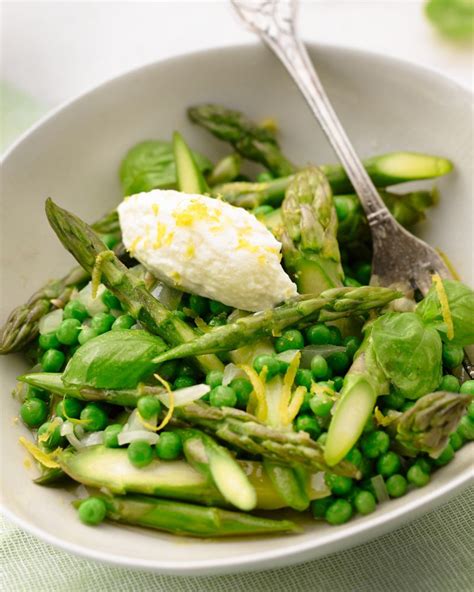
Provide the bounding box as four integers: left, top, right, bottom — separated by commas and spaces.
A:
2, 104, 473, 538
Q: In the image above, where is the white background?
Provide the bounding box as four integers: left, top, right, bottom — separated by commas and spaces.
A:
1, 0, 473, 111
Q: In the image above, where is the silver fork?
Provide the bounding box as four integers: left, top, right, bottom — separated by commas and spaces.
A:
231, 0, 473, 378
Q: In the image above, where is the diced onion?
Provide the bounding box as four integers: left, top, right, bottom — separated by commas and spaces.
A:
117, 430, 160, 446
222, 364, 246, 386
371, 475, 389, 503
80, 431, 105, 447
152, 282, 183, 311
300, 345, 346, 368
61, 421, 85, 449
276, 349, 299, 364
159, 384, 210, 408
77, 282, 107, 315
39, 309, 63, 335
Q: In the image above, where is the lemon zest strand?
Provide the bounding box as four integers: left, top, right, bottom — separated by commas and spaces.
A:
311, 382, 337, 399
19, 437, 61, 469
153, 373, 175, 431
287, 386, 306, 423
279, 351, 301, 426
37, 417, 62, 444
239, 364, 268, 422
432, 273, 454, 340
374, 406, 396, 427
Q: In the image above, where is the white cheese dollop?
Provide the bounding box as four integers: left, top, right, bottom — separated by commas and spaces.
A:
118, 189, 297, 312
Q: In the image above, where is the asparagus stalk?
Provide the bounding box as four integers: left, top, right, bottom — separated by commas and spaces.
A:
263, 459, 309, 511
188, 104, 295, 177
173, 131, 209, 194
213, 154, 450, 209
207, 154, 242, 186
177, 428, 257, 511
101, 494, 300, 537
151, 287, 401, 364
58, 445, 325, 509
281, 168, 344, 294
44, 199, 223, 374
391, 391, 471, 458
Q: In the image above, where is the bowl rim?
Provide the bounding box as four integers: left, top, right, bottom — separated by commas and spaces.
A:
1, 41, 473, 575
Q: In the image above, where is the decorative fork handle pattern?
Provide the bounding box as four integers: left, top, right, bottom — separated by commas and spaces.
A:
232, 0, 390, 223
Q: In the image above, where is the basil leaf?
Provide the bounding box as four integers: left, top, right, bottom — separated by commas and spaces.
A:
371, 312, 442, 400
416, 279, 474, 346
63, 330, 167, 389
120, 140, 213, 196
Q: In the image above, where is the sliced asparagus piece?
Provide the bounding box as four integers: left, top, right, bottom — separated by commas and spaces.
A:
263, 459, 309, 511
173, 131, 209, 194
281, 168, 343, 294
152, 287, 401, 364
44, 198, 223, 373
207, 154, 241, 186
391, 391, 471, 458
188, 104, 295, 177
102, 494, 299, 537
178, 428, 257, 511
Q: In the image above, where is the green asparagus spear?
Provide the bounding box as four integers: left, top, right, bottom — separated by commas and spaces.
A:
263, 459, 310, 511
58, 445, 325, 509
212, 154, 451, 209
44, 198, 223, 374
391, 391, 471, 458
281, 168, 344, 294
173, 131, 209, 194
100, 494, 300, 537
188, 104, 295, 177
207, 154, 242, 186
151, 287, 401, 364
177, 428, 257, 511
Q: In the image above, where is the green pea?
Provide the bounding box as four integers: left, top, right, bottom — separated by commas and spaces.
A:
37, 421, 63, 449
101, 233, 119, 249
56, 398, 83, 420
56, 318, 81, 345
173, 376, 196, 390
101, 289, 121, 310
460, 380, 474, 396
253, 204, 274, 216
156, 431, 183, 460
400, 401, 415, 413
333, 376, 344, 392
407, 465, 430, 487
253, 355, 280, 380
157, 360, 179, 382
309, 393, 333, 417
386, 474, 408, 498
310, 355, 330, 380
343, 335, 361, 359
353, 490, 376, 515
205, 370, 224, 389
127, 440, 154, 468
208, 315, 227, 327
376, 451, 401, 477
230, 377, 253, 409
256, 171, 274, 182
328, 326, 343, 346
80, 404, 108, 432
327, 351, 350, 374
189, 294, 209, 317
414, 458, 432, 474
310, 497, 333, 519
468, 401, 474, 421
317, 432, 328, 445
361, 431, 390, 458
24, 385, 49, 402
174, 310, 186, 321
78, 326, 100, 345
354, 263, 372, 286
41, 348, 65, 372
343, 277, 361, 288
209, 300, 231, 315
433, 443, 455, 466
437, 374, 460, 393
78, 496, 107, 525
63, 300, 88, 322
334, 196, 350, 221
295, 415, 321, 439
137, 396, 162, 420
38, 332, 61, 350
20, 398, 48, 428
111, 314, 135, 331
442, 343, 464, 369
295, 369, 312, 390
306, 323, 332, 345
383, 390, 405, 410
104, 424, 122, 448
359, 457, 373, 479
91, 312, 115, 334
457, 416, 474, 441
325, 499, 353, 525
210, 385, 237, 408
274, 329, 305, 353
345, 447, 362, 468
325, 474, 353, 496
363, 416, 376, 433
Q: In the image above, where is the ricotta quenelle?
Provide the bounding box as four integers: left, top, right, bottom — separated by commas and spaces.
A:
118, 190, 297, 312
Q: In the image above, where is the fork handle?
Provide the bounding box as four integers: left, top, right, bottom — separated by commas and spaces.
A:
244, 2, 389, 224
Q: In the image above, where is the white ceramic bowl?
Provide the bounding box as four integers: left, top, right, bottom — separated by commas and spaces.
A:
1, 44, 473, 576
